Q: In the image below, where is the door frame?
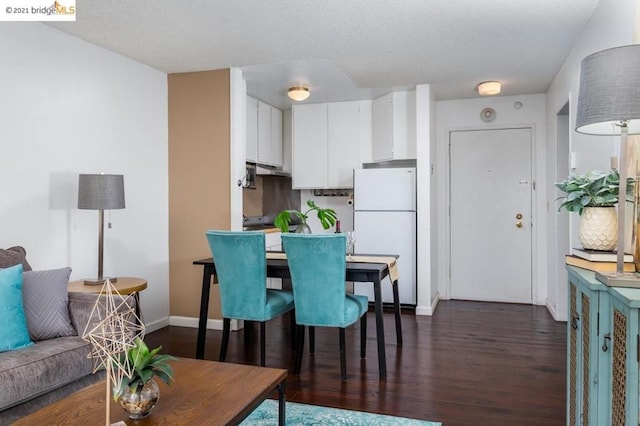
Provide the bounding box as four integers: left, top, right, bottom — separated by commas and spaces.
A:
442, 124, 538, 303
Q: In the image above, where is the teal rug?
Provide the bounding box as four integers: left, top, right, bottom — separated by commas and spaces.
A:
241, 399, 440, 425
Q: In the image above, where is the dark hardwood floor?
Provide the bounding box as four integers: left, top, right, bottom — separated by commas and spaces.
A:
145, 300, 566, 425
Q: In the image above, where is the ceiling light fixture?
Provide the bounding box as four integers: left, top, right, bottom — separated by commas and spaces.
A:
476, 81, 501, 96
288, 86, 310, 102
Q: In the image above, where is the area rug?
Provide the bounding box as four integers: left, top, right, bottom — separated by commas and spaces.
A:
241, 399, 441, 425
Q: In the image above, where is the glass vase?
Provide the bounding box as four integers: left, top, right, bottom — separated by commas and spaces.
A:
295, 221, 312, 234
118, 379, 160, 419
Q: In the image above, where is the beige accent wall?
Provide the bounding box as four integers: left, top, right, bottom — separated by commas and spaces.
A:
168, 69, 230, 319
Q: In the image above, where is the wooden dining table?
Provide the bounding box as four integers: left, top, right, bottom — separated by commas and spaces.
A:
192, 253, 402, 380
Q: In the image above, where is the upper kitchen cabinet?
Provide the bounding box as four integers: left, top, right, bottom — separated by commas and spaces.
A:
292, 103, 327, 188
246, 96, 258, 163
372, 91, 416, 161
246, 96, 283, 168
269, 107, 283, 166
292, 100, 371, 189
327, 102, 362, 187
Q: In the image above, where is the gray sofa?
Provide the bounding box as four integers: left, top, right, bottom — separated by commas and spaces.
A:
0, 247, 138, 424
0, 292, 104, 424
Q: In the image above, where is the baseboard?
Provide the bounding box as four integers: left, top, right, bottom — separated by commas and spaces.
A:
144, 316, 170, 333
545, 299, 567, 322
415, 293, 440, 316
168, 316, 242, 331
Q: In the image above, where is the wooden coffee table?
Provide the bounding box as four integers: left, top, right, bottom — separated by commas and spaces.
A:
14, 358, 286, 425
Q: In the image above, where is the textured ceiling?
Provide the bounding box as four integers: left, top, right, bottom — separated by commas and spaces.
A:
47, 0, 599, 106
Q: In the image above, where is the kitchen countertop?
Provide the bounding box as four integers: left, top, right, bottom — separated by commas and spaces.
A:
242, 225, 281, 234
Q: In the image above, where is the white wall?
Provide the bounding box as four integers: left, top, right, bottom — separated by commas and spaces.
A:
302, 191, 353, 233
415, 84, 437, 315
436, 94, 548, 305
0, 23, 169, 330
545, 0, 638, 321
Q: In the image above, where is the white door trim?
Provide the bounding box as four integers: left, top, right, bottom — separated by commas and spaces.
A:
441, 123, 538, 304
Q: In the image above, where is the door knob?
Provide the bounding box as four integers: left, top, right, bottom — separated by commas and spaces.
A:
516, 221, 523, 228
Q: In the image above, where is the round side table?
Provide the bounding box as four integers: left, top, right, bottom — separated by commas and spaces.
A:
68, 277, 147, 320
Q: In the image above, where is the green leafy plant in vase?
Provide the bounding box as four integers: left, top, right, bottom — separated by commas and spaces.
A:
555, 169, 634, 251
555, 169, 633, 215
114, 337, 177, 420
274, 200, 337, 233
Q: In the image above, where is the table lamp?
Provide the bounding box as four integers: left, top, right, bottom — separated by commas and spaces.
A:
575, 44, 640, 286
78, 174, 125, 285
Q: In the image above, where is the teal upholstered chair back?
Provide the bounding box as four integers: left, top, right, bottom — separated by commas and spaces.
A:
282, 233, 350, 327
205, 231, 268, 320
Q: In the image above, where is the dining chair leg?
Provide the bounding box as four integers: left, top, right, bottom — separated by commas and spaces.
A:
289, 310, 297, 347
219, 318, 231, 362
392, 279, 403, 346
243, 320, 253, 346
360, 313, 367, 359
295, 325, 305, 375
309, 326, 315, 355
260, 321, 266, 367
339, 328, 347, 381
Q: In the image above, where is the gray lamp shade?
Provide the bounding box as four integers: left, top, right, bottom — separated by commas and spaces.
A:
78, 174, 125, 210
576, 44, 640, 135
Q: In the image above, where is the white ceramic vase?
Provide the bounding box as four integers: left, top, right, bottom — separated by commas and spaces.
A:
579, 206, 617, 251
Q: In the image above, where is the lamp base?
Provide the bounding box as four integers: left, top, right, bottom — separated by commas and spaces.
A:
595, 271, 640, 288
83, 277, 118, 286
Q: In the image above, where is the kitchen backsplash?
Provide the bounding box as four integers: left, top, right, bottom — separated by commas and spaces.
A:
243, 175, 300, 218
243, 176, 263, 216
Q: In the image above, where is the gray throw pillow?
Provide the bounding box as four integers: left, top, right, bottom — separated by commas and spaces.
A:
0, 246, 32, 271
23, 267, 76, 341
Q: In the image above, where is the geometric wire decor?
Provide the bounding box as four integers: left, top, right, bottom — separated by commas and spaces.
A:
81, 279, 145, 425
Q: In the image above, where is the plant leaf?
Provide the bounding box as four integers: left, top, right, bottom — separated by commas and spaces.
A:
274, 210, 292, 233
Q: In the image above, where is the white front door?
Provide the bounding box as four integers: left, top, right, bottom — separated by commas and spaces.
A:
449, 128, 533, 303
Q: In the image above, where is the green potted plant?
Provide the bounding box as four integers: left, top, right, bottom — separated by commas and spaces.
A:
555, 169, 634, 250
555, 169, 632, 215
114, 337, 178, 419
274, 200, 337, 233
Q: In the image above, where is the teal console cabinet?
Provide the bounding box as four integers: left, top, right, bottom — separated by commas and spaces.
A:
567, 266, 609, 425
567, 266, 640, 425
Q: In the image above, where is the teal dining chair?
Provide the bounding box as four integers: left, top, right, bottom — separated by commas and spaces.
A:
205, 230, 295, 367
281, 233, 368, 381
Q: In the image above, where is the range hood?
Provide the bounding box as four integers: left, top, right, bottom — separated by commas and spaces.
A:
255, 164, 291, 177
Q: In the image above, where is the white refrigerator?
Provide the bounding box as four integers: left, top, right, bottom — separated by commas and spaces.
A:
353, 167, 416, 305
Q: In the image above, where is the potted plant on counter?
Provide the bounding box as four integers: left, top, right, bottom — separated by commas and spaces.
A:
114, 337, 177, 420
274, 200, 337, 233
555, 169, 634, 250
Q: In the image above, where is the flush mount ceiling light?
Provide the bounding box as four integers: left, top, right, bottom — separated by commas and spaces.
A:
476, 81, 501, 96
287, 86, 310, 101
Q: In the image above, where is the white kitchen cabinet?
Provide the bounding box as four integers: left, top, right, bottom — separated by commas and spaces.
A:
292, 103, 328, 188
292, 100, 366, 189
246, 96, 258, 163
246, 96, 283, 168
327, 102, 362, 187
372, 91, 416, 161
281, 109, 292, 174
269, 107, 283, 167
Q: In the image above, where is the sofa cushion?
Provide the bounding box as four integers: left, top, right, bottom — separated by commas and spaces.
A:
0, 265, 33, 352
0, 336, 93, 411
23, 267, 76, 341
0, 246, 32, 271
68, 292, 137, 337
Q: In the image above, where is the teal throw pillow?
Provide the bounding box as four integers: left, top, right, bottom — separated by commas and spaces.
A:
0, 264, 34, 352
